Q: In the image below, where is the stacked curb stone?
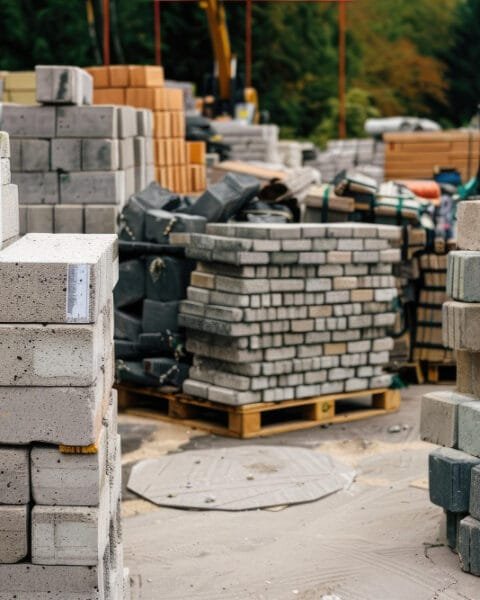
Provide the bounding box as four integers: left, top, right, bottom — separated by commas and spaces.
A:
421, 200, 480, 576
0, 65, 154, 235
179, 222, 401, 405
0, 228, 130, 597
0, 131, 19, 248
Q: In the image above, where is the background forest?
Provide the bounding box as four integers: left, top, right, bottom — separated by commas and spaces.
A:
1, 0, 479, 143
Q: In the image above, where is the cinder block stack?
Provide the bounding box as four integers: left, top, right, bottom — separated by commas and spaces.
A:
179, 222, 401, 405
0, 131, 20, 248
212, 121, 280, 164
421, 200, 480, 576
86, 64, 206, 195
1, 65, 154, 235
0, 233, 130, 598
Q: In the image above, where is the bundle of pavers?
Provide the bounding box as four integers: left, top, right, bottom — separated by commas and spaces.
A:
0, 65, 154, 235
421, 200, 480, 576
178, 222, 400, 405
0, 131, 19, 248
212, 121, 280, 163
0, 230, 130, 598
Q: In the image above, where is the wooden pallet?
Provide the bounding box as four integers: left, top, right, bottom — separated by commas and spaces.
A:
424, 362, 456, 384
116, 384, 402, 439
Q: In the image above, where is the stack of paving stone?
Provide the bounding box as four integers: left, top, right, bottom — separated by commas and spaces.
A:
1, 65, 154, 235
87, 64, 206, 195
0, 131, 20, 249
421, 200, 480, 576
179, 222, 400, 405
212, 121, 280, 163
0, 233, 130, 598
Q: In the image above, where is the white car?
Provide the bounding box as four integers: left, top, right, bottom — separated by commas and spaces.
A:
365, 117, 441, 136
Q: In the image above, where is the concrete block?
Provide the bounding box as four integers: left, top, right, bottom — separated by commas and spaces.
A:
54, 204, 84, 233
183, 378, 210, 399
56, 105, 119, 138
13, 171, 58, 204
458, 401, 480, 456
0, 505, 29, 563
118, 106, 138, 138
379, 248, 401, 263
82, 139, 119, 171
429, 447, 480, 512
36, 65, 93, 105
443, 301, 480, 351
0, 131, 10, 158
9, 138, 21, 171
470, 465, 480, 520
458, 516, 480, 575
1, 104, 56, 137
0, 447, 29, 505
446, 510, 466, 551
457, 201, 480, 251
84, 205, 119, 234
60, 171, 125, 205
456, 351, 480, 397
20, 138, 50, 171
26, 204, 54, 233
208, 385, 260, 406
0, 183, 19, 241
119, 138, 135, 170
0, 233, 117, 323
327, 251, 352, 264
51, 138, 82, 172
447, 251, 480, 302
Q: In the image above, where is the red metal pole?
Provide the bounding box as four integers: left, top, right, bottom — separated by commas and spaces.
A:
154, 1, 162, 65
103, 0, 110, 65
338, 0, 346, 139
245, 0, 252, 88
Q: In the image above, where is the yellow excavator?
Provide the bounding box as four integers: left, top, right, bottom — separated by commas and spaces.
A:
199, 0, 259, 122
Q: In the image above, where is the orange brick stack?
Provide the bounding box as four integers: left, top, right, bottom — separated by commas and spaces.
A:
86, 65, 206, 195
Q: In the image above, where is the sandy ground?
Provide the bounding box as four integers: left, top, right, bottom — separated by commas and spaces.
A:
120, 384, 480, 600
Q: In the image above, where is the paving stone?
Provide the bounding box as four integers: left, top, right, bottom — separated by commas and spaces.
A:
458, 516, 480, 575
429, 447, 480, 512
470, 465, 480, 520
443, 301, 480, 351
458, 401, 480, 456
457, 201, 480, 251
446, 510, 466, 551
0, 505, 29, 563
456, 351, 480, 397
447, 251, 480, 302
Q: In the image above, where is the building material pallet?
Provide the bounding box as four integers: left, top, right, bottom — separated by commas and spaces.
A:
116, 384, 401, 439
424, 361, 456, 384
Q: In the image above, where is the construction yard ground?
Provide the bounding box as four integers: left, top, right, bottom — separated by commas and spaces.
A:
119, 384, 479, 600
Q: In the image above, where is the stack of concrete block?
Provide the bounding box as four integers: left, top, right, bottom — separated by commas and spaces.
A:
178, 222, 401, 405
87, 65, 206, 194
421, 200, 480, 576
1, 65, 154, 235
212, 121, 280, 164
0, 131, 20, 249
0, 233, 130, 598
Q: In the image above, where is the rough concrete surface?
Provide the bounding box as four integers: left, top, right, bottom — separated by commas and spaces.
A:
120, 384, 480, 599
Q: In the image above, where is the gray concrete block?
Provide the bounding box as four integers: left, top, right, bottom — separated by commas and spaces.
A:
345, 378, 369, 392
8, 138, 21, 171
26, 204, 54, 233
56, 105, 119, 138
1, 104, 56, 137
60, 171, 125, 205
0, 447, 29, 505
470, 465, 480, 520
456, 350, 480, 397
215, 275, 269, 294
446, 510, 466, 551
443, 301, 480, 351
0, 131, 10, 158
447, 251, 480, 302
458, 402, 480, 456
457, 201, 480, 251
429, 447, 480, 512
0, 505, 29, 563
13, 171, 58, 204
118, 106, 138, 139
82, 139, 119, 171
36, 65, 93, 105
54, 204, 84, 233
0, 183, 19, 242
51, 138, 82, 172
208, 385, 260, 406
458, 516, 480, 575
119, 138, 134, 170
0, 233, 117, 323
20, 138, 50, 172
84, 205, 119, 234
183, 378, 209, 399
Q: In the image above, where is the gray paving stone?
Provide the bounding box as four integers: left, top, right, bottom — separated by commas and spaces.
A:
429, 447, 480, 512
458, 516, 480, 575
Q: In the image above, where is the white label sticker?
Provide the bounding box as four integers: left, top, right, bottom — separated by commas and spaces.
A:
66, 264, 90, 322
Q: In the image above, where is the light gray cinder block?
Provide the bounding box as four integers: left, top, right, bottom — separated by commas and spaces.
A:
1, 104, 56, 138
36, 65, 93, 105
0, 505, 29, 563
457, 201, 480, 251
59, 171, 125, 205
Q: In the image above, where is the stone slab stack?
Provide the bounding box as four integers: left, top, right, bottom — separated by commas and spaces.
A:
0, 233, 130, 598
212, 121, 280, 164
87, 65, 206, 195
0, 131, 20, 249
1, 65, 154, 235
178, 222, 401, 405
421, 200, 480, 576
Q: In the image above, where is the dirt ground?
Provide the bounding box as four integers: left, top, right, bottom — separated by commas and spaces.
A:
120, 384, 480, 600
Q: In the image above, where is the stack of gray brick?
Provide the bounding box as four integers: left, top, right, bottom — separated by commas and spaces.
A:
0, 233, 130, 598
0, 65, 154, 235
177, 222, 401, 405
212, 122, 280, 163
421, 200, 480, 576
0, 131, 19, 249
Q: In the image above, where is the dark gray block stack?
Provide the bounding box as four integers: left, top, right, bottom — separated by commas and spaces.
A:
0, 131, 19, 249
0, 65, 154, 235
179, 222, 401, 405
421, 200, 480, 576
0, 234, 130, 598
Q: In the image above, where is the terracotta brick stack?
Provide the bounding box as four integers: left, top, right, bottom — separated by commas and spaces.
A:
87, 65, 206, 195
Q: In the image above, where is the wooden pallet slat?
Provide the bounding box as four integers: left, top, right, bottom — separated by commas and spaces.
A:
116, 384, 401, 439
